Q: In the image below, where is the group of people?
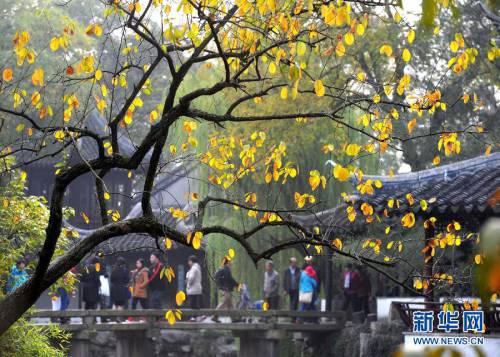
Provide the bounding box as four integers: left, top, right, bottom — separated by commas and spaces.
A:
5, 253, 371, 321
262, 257, 371, 316
80, 253, 204, 314
263, 256, 321, 314
210, 256, 323, 316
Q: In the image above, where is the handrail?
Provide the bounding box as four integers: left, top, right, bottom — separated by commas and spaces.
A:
29, 309, 345, 319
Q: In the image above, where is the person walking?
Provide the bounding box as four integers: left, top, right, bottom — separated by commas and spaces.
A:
147, 252, 165, 309
283, 257, 300, 311
6, 259, 29, 293
186, 255, 203, 310
356, 265, 371, 316
215, 257, 238, 310
110, 257, 130, 310
298, 263, 318, 321
341, 263, 361, 313
263, 261, 279, 310
99, 272, 111, 311
129, 258, 149, 322
80, 258, 101, 310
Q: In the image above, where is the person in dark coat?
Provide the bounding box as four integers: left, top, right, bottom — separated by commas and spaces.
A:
147, 252, 165, 309
356, 265, 372, 316
283, 257, 301, 311
110, 257, 130, 309
80, 258, 101, 310
215, 257, 239, 310
341, 263, 361, 312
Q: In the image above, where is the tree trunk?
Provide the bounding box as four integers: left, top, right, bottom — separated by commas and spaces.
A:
0, 280, 43, 335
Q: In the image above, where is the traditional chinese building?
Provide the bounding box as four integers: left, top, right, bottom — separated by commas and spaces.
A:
296, 153, 500, 306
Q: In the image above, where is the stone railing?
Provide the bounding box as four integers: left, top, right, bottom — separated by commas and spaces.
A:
29, 309, 346, 357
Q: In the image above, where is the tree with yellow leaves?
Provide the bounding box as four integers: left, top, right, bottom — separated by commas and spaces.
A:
0, 0, 497, 334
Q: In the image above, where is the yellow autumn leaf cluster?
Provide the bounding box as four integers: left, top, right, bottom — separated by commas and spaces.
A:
294, 192, 315, 208
333, 165, 349, 182
187, 231, 203, 249
308, 170, 326, 191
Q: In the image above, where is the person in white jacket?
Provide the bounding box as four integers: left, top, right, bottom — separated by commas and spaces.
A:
186, 255, 203, 310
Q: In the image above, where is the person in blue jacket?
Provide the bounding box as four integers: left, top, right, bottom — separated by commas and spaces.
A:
6, 259, 29, 293
299, 264, 319, 313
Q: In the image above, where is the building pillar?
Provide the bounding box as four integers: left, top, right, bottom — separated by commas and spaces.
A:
325, 250, 333, 311
115, 330, 153, 357
424, 225, 435, 303
234, 330, 288, 357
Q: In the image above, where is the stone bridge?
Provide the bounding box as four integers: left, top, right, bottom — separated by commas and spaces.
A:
30, 309, 346, 357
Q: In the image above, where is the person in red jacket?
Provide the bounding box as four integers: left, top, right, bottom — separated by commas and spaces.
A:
341, 263, 361, 312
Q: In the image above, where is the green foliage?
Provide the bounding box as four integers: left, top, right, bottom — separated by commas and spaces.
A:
0, 168, 78, 295
0, 163, 75, 355
0, 317, 70, 357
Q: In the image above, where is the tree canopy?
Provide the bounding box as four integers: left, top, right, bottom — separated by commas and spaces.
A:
0, 0, 498, 334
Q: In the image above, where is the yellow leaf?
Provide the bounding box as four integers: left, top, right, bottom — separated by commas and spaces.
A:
314, 79, 325, 97
420, 200, 428, 211
379, 44, 393, 57
345, 143, 361, 156
335, 42, 346, 56
296, 42, 306, 56
49, 37, 59, 51
332, 238, 343, 250
192, 231, 202, 249
262, 301, 269, 311
104, 192, 110, 200
32, 68, 44, 86
402, 48, 411, 62
2, 68, 13, 82
175, 291, 186, 306
31, 91, 41, 105
345, 32, 354, 46
54, 130, 65, 141
373, 94, 380, 104
15, 123, 25, 132
474, 254, 482, 265
228, 248, 235, 258
333, 165, 349, 181
394, 11, 402, 23
280, 87, 288, 100
401, 212, 415, 228
407, 29, 415, 44
414, 279, 423, 290
165, 238, 172, 250
450, 41, 459, 53
356, 24, 365, 36
95, 262, 101, 272
269, 62, 277, 74
407, 118, 417, 134
81, 212, 90, 224
165, 310, 176, 325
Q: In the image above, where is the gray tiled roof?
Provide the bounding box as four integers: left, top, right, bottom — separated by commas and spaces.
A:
351, 153, 500, 216
294, 153, 500, 239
